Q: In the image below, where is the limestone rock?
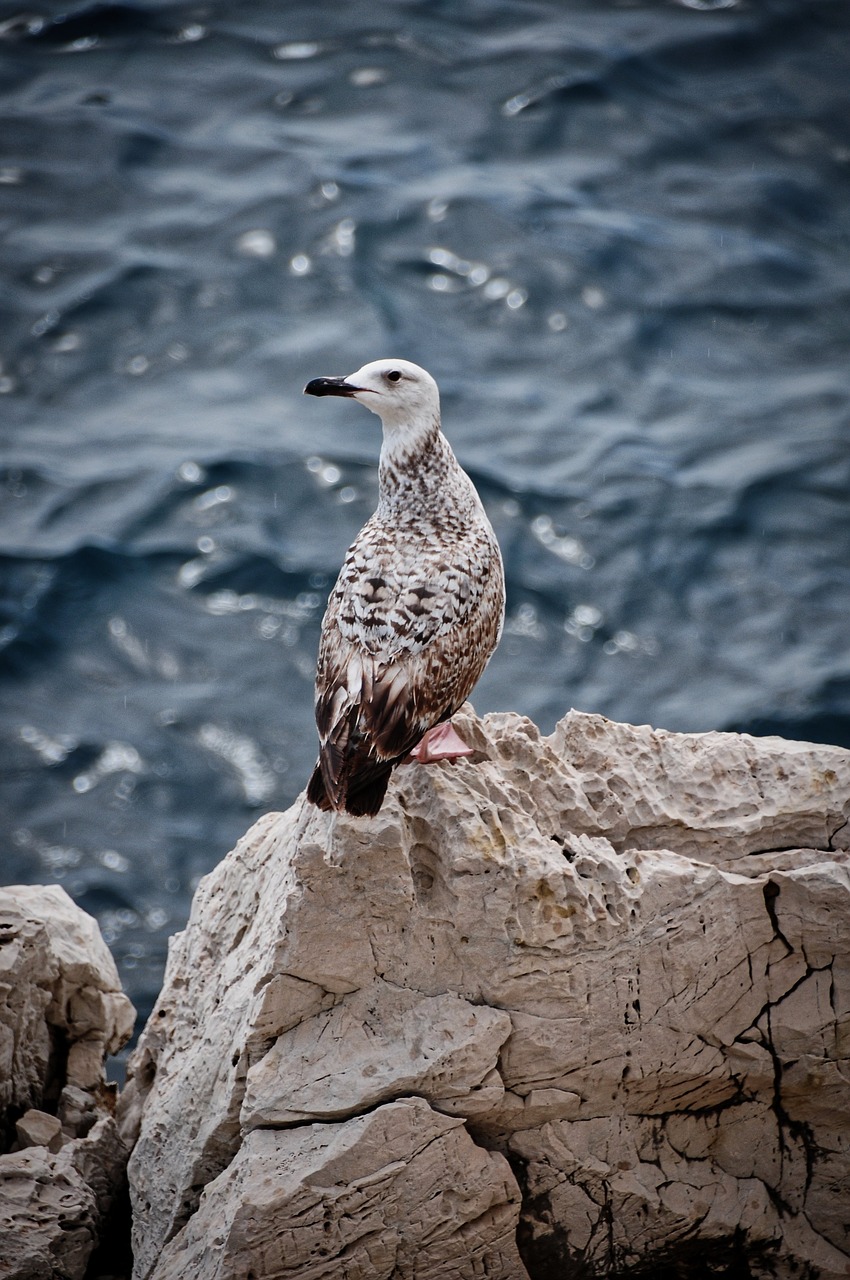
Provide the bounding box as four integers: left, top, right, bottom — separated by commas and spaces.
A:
548, 711, 849, 862
123, 709, 850, 1279
151, 1097, 528, 1280
0, 883, 135, 1133
15, 1108, 63, 1153
0, 885, 135, 1280
243, 982, 511, 1127
0, 1116, 128, 1280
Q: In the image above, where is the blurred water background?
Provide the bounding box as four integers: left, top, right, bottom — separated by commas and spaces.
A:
2, 0, 849, 1041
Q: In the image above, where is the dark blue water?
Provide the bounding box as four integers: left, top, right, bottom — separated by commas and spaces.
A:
2, 0, 850, 1035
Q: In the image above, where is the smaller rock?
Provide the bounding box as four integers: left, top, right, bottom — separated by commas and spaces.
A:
68, 1037, 111, 1091
0, 886, 135, 1280
58, 1086, 99, 1140
0, 1116, 127, 1280
16, 1108, 64, 1153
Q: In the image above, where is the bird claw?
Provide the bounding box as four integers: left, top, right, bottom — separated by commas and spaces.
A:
406, 721, 475, 764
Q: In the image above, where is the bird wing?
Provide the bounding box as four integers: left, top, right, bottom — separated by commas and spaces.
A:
313, 520, 502, 804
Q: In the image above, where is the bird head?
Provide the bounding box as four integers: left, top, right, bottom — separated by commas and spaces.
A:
304, 359, 440, 431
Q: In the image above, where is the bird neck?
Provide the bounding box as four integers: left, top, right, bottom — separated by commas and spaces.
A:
377, 418, 472, 519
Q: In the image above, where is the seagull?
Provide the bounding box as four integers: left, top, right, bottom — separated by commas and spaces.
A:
303, 358, 505, 817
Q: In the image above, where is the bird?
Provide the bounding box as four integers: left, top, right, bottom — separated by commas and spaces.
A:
302, 358, 505, 817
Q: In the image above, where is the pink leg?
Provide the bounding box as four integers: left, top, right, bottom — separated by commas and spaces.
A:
408, 720, 475, 764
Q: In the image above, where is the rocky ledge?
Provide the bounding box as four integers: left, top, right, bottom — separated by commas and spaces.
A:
116, 708, 850, 1280
3, 710, 849, 1278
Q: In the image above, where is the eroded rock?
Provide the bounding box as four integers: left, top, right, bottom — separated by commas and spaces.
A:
0, 884, 135, 1279
15, 1108, 63, 1153
123, 709, 850, 1279
151, 1097, 528, 1280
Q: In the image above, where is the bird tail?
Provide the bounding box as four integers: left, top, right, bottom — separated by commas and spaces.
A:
306, 762, 334, 811
306, 758, 393, 817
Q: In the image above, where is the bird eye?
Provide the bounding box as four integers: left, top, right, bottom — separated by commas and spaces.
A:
386, 369, 402, 383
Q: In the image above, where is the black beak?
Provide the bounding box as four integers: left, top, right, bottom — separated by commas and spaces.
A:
304, 376, 361, 398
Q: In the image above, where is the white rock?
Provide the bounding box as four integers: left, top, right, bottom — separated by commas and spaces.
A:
15, 1108, 63, 1153
0, 1117, 127, 1280
0, 884, 135, 1125
548, 711, 849, 861
150, 1097, 528, 1280
124, 709, 850, 1279
242, 982, 511, 1127
0, 885, 135, 1280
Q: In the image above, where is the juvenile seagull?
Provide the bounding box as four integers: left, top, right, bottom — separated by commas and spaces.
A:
303, 358, 505, 817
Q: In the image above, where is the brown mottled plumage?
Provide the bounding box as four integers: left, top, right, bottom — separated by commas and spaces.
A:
303, 359, 505, 816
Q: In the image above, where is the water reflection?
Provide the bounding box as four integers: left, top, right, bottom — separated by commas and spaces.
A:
196, 724, 277, 805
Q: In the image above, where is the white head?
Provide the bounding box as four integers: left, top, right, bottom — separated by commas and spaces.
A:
304, 358, 440, 432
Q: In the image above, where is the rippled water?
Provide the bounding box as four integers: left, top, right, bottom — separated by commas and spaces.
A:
2, 0, 849, 1034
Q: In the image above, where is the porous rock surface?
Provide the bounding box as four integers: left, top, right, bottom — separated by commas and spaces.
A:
122, 709, 850, 1279
0, 884, 136, 1280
